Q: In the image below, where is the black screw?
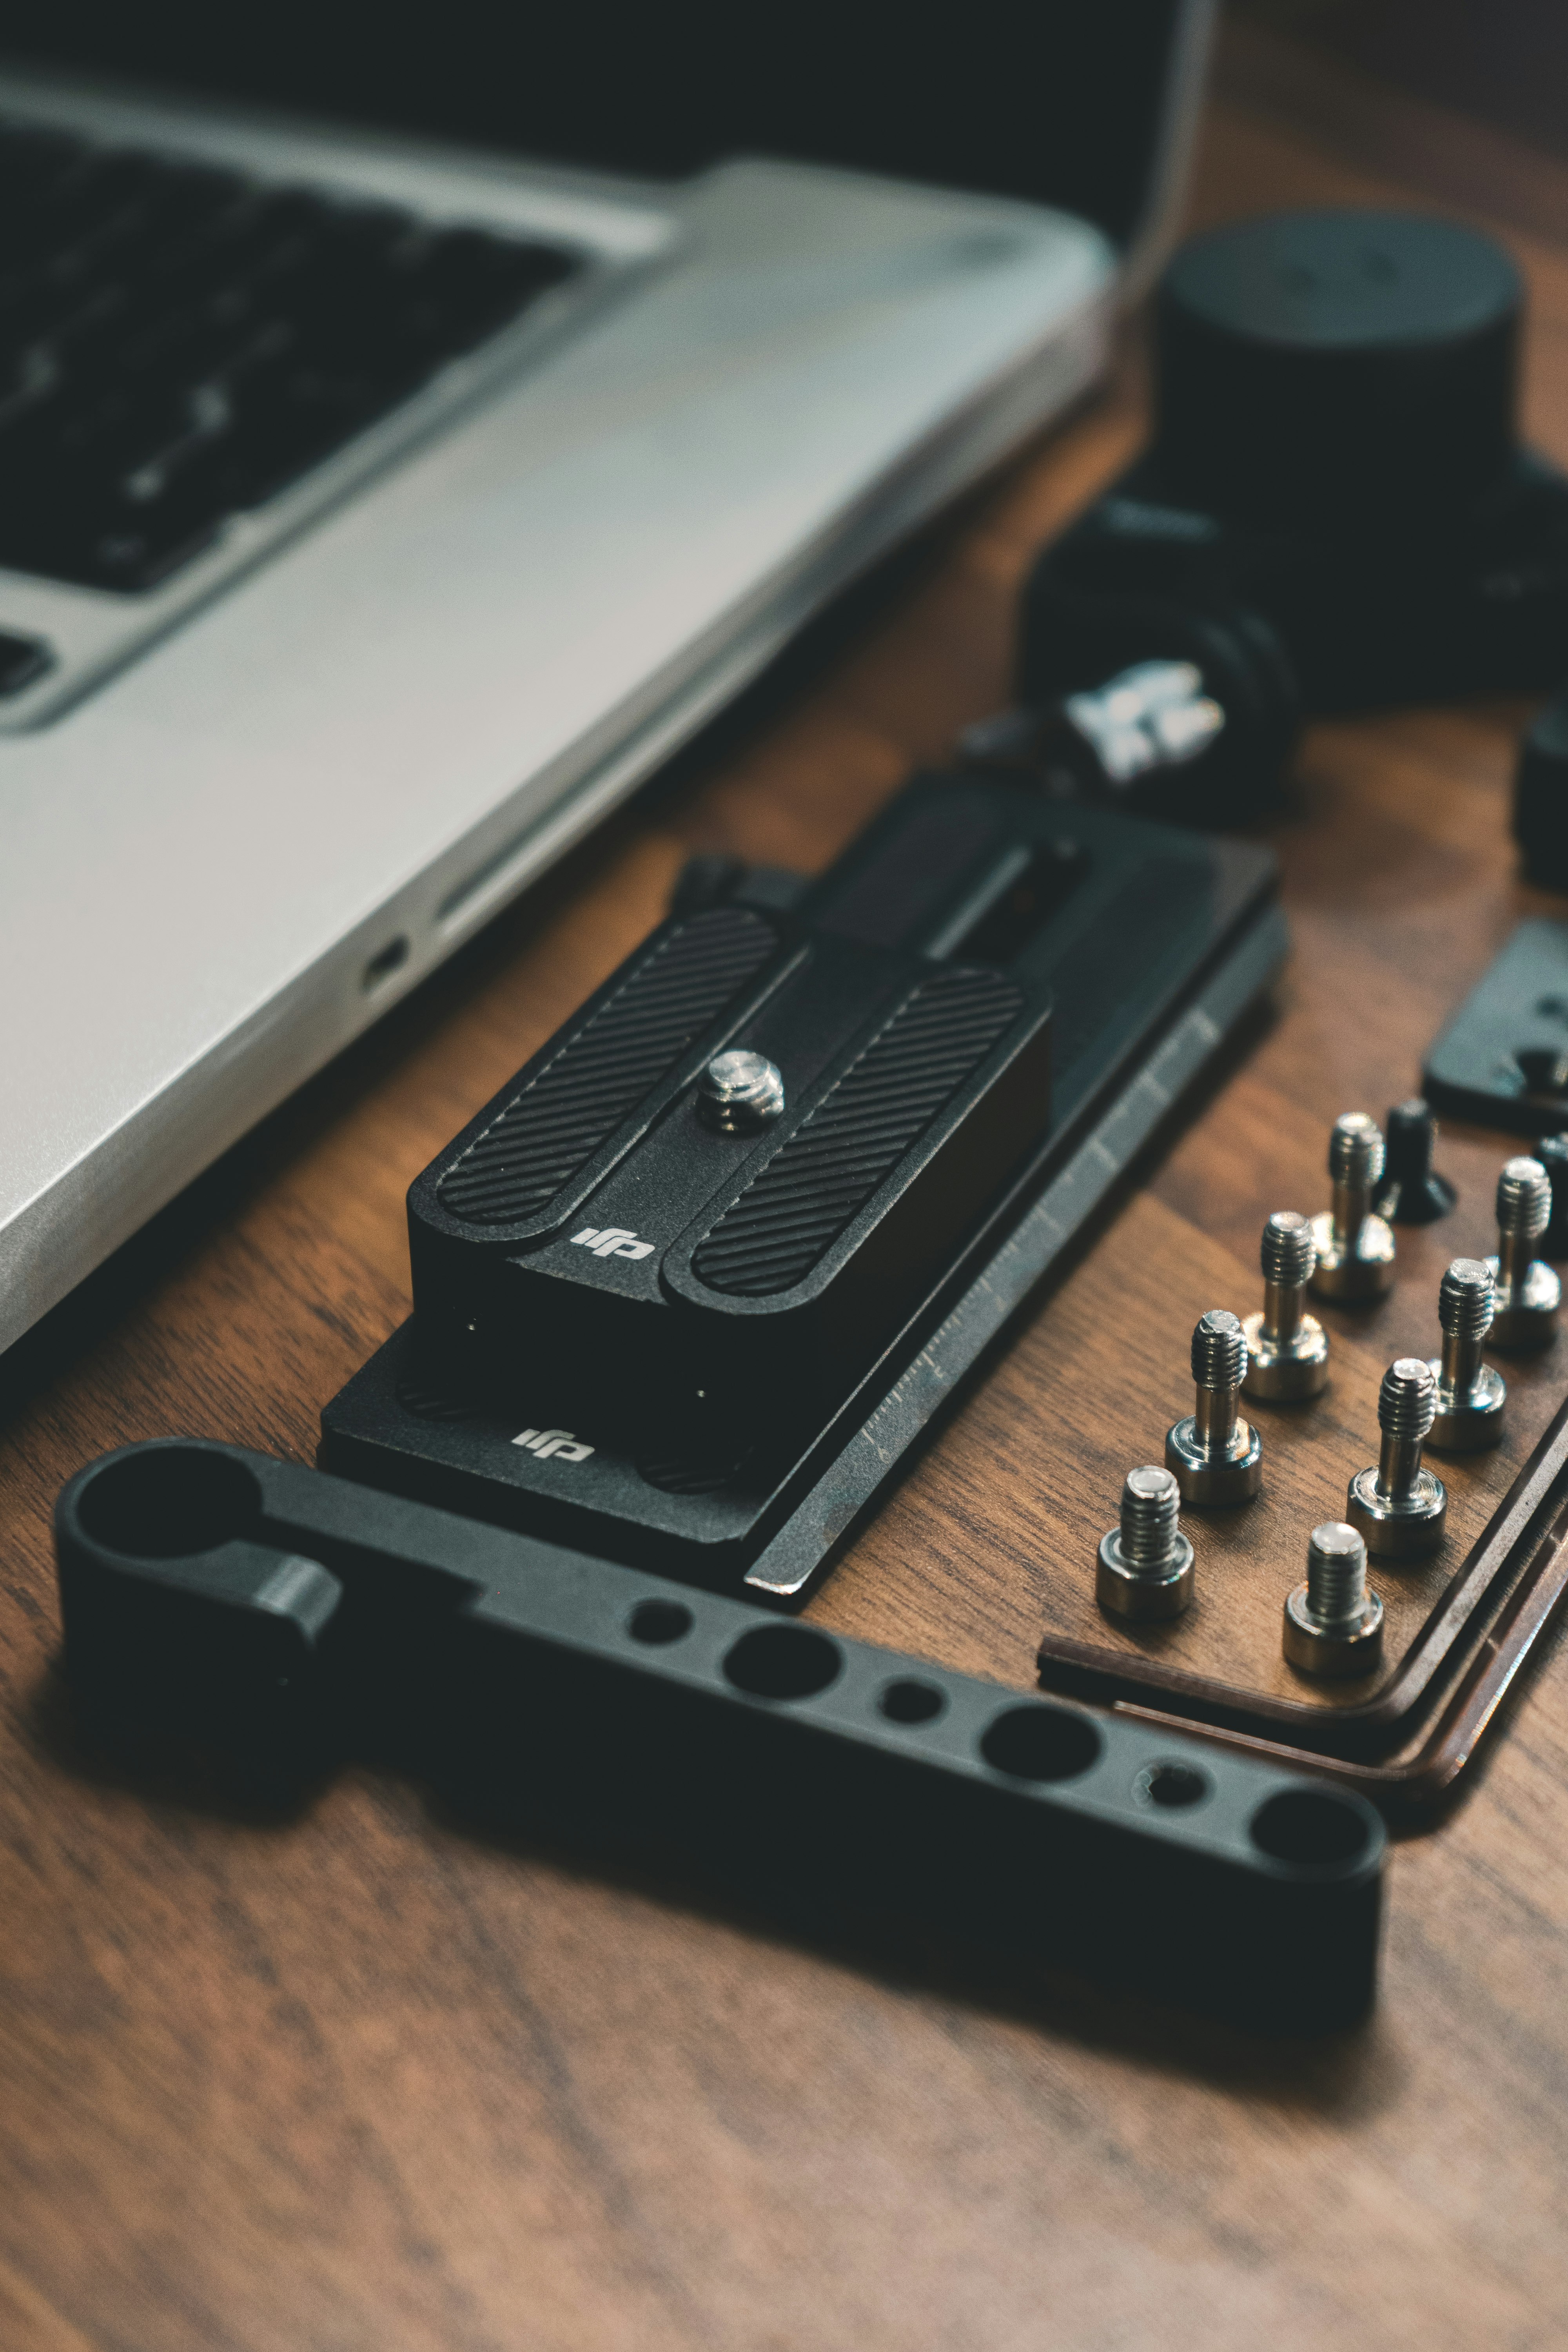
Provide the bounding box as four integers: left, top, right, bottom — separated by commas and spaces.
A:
1375, 1099, 1456, 1225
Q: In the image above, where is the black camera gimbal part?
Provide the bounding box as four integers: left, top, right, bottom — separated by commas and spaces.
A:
54, 1438, 1385, 2031
1423, 920, 1568, 1138
1018, 210, 1568, 757
321, 780, 1285, 1599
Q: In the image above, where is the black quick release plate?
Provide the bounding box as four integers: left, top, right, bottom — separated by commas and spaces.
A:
55, 1440, 1385, 2031
321, 783, 1286, 1601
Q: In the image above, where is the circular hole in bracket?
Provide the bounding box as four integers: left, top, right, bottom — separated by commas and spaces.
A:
1250, 1788, 1372, 1869
1134, 1760, 1210, 1810
627, 1598, 694, 1646
722, 1624, 841, 1702
878, 1678, 946, 1726
75, 1446, 262, 1560
980, 1704, 1102, 1783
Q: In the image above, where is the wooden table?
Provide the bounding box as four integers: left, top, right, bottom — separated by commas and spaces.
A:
5, 38, 1568, 2350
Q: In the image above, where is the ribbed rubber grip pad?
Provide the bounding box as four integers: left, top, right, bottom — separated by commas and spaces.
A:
691, 966, 1022, 1297
438, 908, 775, 1225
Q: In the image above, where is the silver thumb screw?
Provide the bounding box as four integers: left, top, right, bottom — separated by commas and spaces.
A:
1310, 1112, 1396, 1300
1283, 1522, 1384, 1678
1347, 1357, 1447, 1559
1243, 1210, 1329, 1400
1427, 1258, 1505, 1451
1096, 1466, 1194, 1620
1165, 1309, 1262, 1505
1488, 1156, 1560, 1350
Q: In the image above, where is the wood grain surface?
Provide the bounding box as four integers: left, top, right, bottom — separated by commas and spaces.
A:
5, 45, 1568, 2352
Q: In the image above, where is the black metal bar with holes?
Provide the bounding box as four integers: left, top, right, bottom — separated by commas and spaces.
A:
54, 1439, 1387, 2031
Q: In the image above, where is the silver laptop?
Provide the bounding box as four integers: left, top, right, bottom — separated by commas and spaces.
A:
0, 2, 1213, 1356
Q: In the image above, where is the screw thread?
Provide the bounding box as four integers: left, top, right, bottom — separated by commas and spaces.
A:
1191, 1308, 1247, 1391
1439, 1258, 1494, 1343
699, 1049, 786, 1132
1328, 1112, 1385, 1191
1261, 1210, 1315, 1288
1378, 1357, 1437, 1442
1118, 1466, 1180, 1572
1496, 1156, 1550, 1243
1306, 1521, 1368, 1630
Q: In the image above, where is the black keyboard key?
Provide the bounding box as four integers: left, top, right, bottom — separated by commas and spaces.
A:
0, 118, 582, 594
0, 629, 54, 696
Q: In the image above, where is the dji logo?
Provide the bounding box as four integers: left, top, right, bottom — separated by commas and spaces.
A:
512, 1426, 595, 1463
571, 1225, 654, 1261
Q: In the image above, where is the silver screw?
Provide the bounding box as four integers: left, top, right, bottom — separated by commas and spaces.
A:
1096, 1465, 1195, 1620
1310, 1113, 1396, 1300
1243, 1210, 1329, 1401
1283, 1521, 1384, 1678
1346, 1357, 1447, 1559
1426, 1258, 1505, 1451
1165, 1309, 1262, 1506
697, 1049, 787, 1133
1487, 1156, 1560, 1350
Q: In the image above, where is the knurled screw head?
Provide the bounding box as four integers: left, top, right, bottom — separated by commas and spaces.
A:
1283, 1520, 1385, 1678
1243, 1209, 1329, 1402
1488, 1154, 1561, 1350
1310, 1112, 1396, 1300
1165, 1309, 1262, 1506
697, 1049, 786, 1133
1096, 1465, 1195, 1621
1346, 1357, 1447, 1559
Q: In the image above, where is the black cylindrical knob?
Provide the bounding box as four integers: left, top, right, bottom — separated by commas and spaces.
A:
1376, 1098, 1456, 1225
1152, 211, 1522, 528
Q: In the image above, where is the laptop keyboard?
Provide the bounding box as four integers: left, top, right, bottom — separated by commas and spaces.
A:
0, 118, 581, 595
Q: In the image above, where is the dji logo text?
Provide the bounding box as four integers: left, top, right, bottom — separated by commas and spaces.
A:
512, 1427, 595, 1462
571, 1226, 654, 1260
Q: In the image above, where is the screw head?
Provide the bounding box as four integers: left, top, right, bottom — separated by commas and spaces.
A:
1164, 1415, 1263, 1505
1425, 1355, 1506, 1451
1308, 1207, 1396, 1299
1282, 1581, 1385, 1677
1485, 1253, 1561, 1351
1345, 1461, 1447, 1559
1241, 1308, 1330, 1400
697, 1049, 786, 1133
1096, 1529, 1196, 1620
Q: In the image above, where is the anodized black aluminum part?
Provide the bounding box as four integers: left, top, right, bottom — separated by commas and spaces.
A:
1423, 919, 1568, 1137
54, 1439, 1386, 2031
323, 783, 1285, 1599
1019, 214, 1568, 727
407, 906, 1054, 1436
